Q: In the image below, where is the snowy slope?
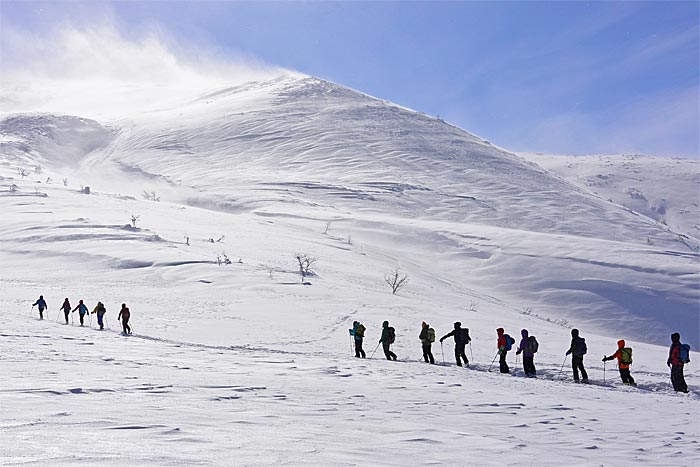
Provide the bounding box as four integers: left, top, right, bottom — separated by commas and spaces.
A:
1, 75, 699, 466
521, 153, 700, 245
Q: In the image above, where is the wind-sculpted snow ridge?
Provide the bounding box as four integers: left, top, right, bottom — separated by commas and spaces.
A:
93, 76, 694, 247
521, 153, 700, 244
0, 114, 116, 168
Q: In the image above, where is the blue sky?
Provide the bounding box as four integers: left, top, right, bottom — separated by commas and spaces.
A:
1, 1, 698, 157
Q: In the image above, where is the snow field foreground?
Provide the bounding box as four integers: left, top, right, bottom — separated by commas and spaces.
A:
1, 159, 699, 466
2, 311, 699, 467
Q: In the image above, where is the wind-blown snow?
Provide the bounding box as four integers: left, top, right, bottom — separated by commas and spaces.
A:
1, 74, 698, 466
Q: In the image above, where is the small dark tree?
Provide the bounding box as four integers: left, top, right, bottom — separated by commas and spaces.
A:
384, 268, 409, 295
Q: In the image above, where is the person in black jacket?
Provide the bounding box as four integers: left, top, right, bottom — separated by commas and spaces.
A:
440, 322, 470, 367
379, 321, 397, 361
565, 328, 588, 383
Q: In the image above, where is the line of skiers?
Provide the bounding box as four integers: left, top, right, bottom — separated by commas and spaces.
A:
31, 295, 132, 335
30, 295, 691, 394
350, 321, 691, 394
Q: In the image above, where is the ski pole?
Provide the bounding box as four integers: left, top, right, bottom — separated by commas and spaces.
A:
440, 341, 445, 365
469, 341, 474, 364
29, 305, 34, 318
88, 313, 92, 329
370, 342, 381, 359
515, 353, 520, 375
603, 359, 606, 384
558, 355, 568, 379
488, 351, 499, 371
349, 334, 354, 356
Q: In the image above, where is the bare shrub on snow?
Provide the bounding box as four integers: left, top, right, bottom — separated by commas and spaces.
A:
17, 168, 28, 178
384, 268, 409, 295
323, 221, 332, 235
131, 214, 140, 228
142, 190, 161, 202
295, 253, 317, 283
62, 177, 68, 187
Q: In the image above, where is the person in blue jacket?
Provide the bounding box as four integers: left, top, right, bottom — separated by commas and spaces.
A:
32, 295, 48, 319
72, 299, 89, 326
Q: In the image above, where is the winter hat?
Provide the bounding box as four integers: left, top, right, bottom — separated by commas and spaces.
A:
671, 333, 680, 343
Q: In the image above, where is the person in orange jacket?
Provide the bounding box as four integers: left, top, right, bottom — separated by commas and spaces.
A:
602, 339, 636, 386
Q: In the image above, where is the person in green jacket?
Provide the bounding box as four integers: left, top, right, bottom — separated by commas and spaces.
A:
379, 321, 397, 361
419, 321, 435, 364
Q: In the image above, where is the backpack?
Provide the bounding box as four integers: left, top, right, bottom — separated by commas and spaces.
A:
574, 337, 587, 356
460, 328, 471, 344
504, 334, 515, 351
679, 344, 691, 364
356, 324, 365, 338
387, 327, 396, 344
528, 336, 539, 354
621, 347, 633, 365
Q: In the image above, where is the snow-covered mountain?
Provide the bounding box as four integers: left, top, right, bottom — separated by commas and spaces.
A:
1, 74, 698, 466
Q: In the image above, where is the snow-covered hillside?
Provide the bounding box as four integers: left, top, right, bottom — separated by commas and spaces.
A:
1, 75, 698, 466
521, 153, 700, 245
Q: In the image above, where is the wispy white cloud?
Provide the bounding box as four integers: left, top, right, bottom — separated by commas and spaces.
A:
0, 19, 293, 118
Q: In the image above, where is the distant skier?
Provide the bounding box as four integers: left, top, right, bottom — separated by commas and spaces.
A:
61, 298, 71, 324
349, 321, 366, 358
496, 328, 513, 373
91, 302, 107, 330
603, 340, 636, 386
118, 303, 131, 335
379, 321, 397, 361
419, 321, 436, 364
565, 328, 588, 383
32, 295, 48, 320
667, 332, 689, 393
72, 299, 89, 326
516, 329, 538, 376
440, 322, 470, 366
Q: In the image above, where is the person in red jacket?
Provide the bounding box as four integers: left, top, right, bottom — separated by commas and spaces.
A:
117, 303, 131, 335
667, 333, 689, 393
603, 339, 636, 386
497, 328, 509, 374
